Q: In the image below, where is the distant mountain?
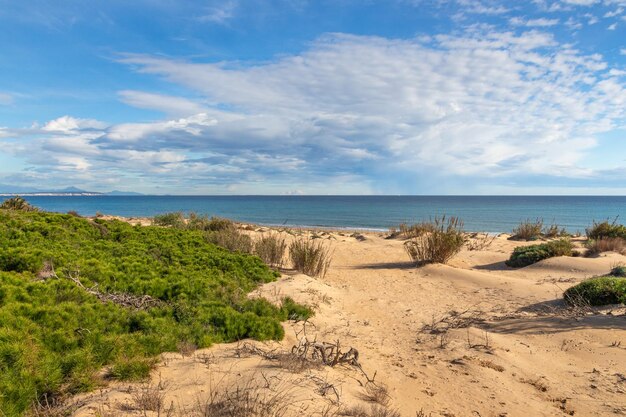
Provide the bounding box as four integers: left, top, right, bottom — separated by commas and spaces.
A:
0, 185, 143, 196
105, 190, 143, 196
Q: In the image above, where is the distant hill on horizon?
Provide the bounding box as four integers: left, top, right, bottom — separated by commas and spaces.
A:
0, 184, 143, 196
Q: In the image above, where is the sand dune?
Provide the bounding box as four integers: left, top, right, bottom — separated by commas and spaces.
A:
74, 231, 626, 417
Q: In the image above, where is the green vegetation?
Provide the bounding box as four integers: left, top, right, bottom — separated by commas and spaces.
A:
289, 237, 333, 278
586, 219, 626, 240
505, 238, 574, 268
564, 277, 626, 306
0, 196, 38, 212
404, 216, 465, 266
510, 219, 569, 241
0, 207, 309, 416
510, 219, 543, 241
610, 264, 626, 277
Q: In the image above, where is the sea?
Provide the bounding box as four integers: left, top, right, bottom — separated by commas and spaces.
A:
16, 195, 626, 234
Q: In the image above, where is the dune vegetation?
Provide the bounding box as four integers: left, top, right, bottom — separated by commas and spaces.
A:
505, 239, 574, 268
0, 203, 312, 416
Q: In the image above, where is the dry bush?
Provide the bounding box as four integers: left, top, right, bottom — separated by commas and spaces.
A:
465, 233, 496, 251
404, 216, 465, 265
338, 405, 401, 417
511, 219, 543, 241
197, 378, 294, 417
397, 222, 436, 239
129, 384, 166, 413
206, 229, 253, 253
254, 233, 287, 268
362, 382, 390, 406
585, 237, 626, 256
289, 237, 333, 278
0, 196, 38, 211
177, 340, 197, 357
543, 223, 568, 238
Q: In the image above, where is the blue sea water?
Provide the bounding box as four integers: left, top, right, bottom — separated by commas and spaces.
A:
20, 195, 626, 233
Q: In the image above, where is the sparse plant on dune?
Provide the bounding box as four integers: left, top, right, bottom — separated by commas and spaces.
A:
586, 218, 626, 240
404, 216, 465, 266
564, 276, 626, 306
254, 233, 287, 268
289, 237, 333, 278
510, 219, 543, 241
585, 237, 626, 257
206, 229, 254, 253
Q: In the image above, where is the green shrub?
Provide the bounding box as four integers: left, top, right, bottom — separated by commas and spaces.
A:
254, 233, 287, 268
404, 216, 465, 265
152, 212, 185, 228
610, 264, 626, 277
280, 297, 314, 321
187, 213, 235, 232
0, 196, 38, 212
506, 238, 573, 268
0, 210, 307, 416
564, 277, 626, 306
510, 219, 543, 241
289, 237, 333, 278
586, 220, 626, 240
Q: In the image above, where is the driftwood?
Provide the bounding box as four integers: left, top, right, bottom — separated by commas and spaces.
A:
46, 263, 162, 310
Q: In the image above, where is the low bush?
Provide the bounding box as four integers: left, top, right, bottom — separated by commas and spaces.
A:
0, 196, 38, 212
506, 238, 573, 268
152, 212, 185, 228
280, 297, 314, 321
0, 210, 310, 416
510, 219, 543, 241
610, 264, 626, 277
254, 233, 287, 268
289, 237, 333, 278
564, 277, 626, 306
585, 237, 626, 256
543, 223, 568, 239
404, 216, 465, 265
586, 219, 626, 240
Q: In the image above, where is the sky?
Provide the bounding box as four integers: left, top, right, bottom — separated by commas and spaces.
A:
0, 0, 625, 195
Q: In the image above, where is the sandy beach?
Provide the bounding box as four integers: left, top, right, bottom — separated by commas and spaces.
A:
67, 223, 626, 417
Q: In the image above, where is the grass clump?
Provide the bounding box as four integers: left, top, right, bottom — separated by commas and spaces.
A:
510, 219, 543, 241
254, 233, 287, 269
206, 229, 253, 253
0, 206, 311, 416
289, 237, 333, 278
586, 219, 626, 240
585, 237, 626, 256
152, 211, 185, 228
506, 238, 574, 268
564, 277, 626, 306
404, 216, 465, 266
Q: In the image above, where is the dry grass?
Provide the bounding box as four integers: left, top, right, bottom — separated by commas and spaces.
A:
196, 377, 295, 417
361, 382, 390, 406
338, 405, 401, 417
511, 219, 543, 241
254, 233, 287, 268
205, 229, 253, 253
289, 237, 333, 278
585, 237, 626, 256
177, 341, 197, 358
404, 216, 465, 265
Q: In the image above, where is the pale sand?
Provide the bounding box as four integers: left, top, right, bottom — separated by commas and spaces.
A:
73, 227, 626, 417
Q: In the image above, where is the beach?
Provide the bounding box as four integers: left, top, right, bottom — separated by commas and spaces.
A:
71, 223, 626, 417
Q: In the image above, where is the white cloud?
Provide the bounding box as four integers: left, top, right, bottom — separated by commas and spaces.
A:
198, 0, 238, 24
510, 17, 560, 27
0, 93, 13, 105
5, 29, 626, 193
42, 116, 107, 133
608, 22, 618, 29
118, 90, 206, 116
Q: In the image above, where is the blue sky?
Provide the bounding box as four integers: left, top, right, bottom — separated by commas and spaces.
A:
0, 0, 624, 195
